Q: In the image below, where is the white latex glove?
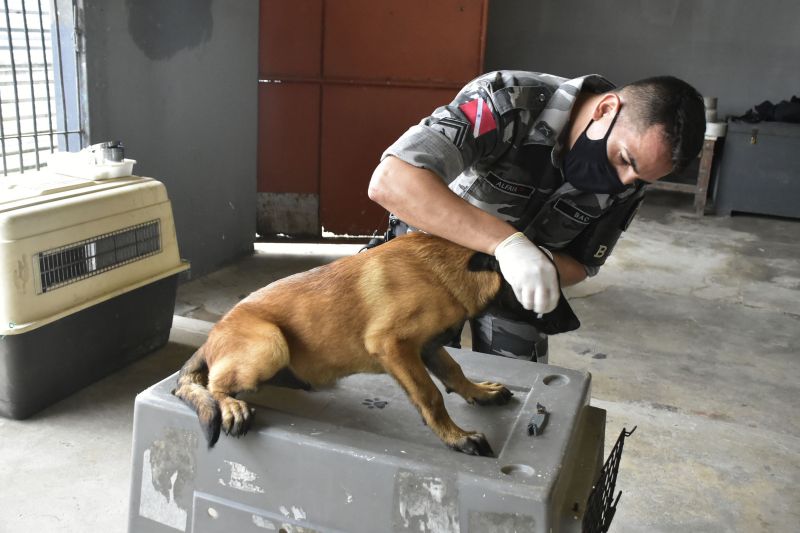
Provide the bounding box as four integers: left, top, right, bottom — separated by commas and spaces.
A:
493, 232, 559, 314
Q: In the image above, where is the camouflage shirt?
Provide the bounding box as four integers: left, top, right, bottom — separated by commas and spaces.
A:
382, 70, 646, 273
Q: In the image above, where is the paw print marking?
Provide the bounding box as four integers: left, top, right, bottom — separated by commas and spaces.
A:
362, 398, 388, 409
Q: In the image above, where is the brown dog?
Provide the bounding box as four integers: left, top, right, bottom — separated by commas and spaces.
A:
173, 232, 578, 456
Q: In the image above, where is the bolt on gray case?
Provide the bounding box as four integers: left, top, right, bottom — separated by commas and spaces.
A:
128, 348, 605, 533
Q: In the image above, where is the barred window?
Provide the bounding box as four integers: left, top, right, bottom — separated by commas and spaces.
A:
1, 0, 84, 176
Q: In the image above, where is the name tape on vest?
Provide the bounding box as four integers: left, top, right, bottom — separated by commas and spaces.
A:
553, 198, 596, 224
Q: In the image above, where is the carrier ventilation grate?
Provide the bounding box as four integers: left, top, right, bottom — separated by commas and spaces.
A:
36, 220, 162, 293
582, 425, 637, 533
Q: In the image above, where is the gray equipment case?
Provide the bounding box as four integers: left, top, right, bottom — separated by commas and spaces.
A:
128, 348, 607, 533
715, 120, 800, 219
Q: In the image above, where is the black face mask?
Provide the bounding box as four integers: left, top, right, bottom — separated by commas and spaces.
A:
563, 111, 628, 195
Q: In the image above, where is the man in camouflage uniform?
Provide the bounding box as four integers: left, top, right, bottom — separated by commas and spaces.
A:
369, 71, 705, 363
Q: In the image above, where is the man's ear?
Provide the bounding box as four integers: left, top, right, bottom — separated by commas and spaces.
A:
591, 92, 622, 121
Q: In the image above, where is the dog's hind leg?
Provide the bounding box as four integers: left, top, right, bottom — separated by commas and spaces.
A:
377, 340, 495, 457
422, 346, 513, 406
206, 319, 291, 438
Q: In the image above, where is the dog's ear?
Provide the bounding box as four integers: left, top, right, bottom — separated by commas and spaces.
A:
468, 252, 500, 272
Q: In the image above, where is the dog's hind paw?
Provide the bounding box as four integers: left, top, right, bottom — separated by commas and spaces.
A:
451, 432, 494, 457
220, 397, 254, 438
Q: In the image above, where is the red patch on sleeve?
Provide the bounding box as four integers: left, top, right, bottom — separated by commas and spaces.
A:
458, 97, 497, 137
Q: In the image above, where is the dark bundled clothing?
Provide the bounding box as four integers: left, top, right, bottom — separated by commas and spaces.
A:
735, 95, 800, 123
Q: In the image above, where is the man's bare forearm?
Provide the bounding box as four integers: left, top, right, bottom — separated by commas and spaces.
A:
369, 156, 516, 255
369, 156, 590, 286
551, 253, 588, 287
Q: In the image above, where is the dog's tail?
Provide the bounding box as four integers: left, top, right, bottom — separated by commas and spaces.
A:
172, 347, 222, 447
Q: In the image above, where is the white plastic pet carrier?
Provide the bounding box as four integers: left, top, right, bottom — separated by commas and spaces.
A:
0, 169, 189, 418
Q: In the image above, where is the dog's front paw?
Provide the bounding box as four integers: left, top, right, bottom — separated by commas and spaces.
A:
471, 382, 513, 406
451, 432, 494, 457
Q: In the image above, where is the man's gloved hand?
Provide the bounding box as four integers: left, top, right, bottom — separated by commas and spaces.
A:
493, 232, 559, 314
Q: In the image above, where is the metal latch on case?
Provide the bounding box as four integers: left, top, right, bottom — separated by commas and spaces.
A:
527, 403, 548, 436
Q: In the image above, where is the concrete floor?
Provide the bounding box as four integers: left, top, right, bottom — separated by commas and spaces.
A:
1, 191, 798, 532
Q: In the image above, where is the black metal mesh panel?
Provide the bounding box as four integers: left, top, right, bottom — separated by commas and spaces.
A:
36, 220, 161, 293
582, 426, 637, 533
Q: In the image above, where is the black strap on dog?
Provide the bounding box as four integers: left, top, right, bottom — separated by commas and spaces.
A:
360, 214, 403, 252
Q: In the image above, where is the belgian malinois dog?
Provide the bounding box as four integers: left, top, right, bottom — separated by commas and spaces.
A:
173, 232, 578, 457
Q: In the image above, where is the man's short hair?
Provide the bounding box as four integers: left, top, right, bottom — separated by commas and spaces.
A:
617, 76, 706, 173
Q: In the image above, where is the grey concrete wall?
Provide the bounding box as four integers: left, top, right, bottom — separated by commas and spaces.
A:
485, 0, 800, 117
81, 0, 258, 279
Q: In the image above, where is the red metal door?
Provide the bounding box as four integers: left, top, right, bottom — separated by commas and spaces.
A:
258, 0, 488, 236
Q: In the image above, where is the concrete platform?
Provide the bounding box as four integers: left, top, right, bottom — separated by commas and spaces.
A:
1, 191, 798, 532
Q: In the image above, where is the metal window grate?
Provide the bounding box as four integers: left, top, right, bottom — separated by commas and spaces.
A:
582, 426, 637, 533
1, 0, 83, 176
36, 220, 162, 293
